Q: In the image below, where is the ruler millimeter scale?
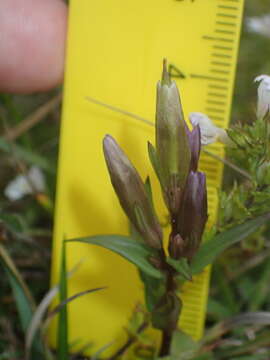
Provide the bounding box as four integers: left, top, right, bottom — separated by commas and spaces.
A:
51, 0, 244, 353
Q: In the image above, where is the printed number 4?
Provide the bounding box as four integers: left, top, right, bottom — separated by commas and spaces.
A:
168, 64, 186, 79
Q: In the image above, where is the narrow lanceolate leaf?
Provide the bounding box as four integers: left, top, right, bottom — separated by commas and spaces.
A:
0, 245, 44, 357
191, 213, 270, 275
67, 235, 163, 279
167, 257, 192, 281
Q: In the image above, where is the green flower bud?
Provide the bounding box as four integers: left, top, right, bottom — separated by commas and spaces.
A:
155, 60, 191, 215
103, 135, 163, 249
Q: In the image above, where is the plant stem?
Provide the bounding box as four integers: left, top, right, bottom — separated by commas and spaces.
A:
158, 264, 177, 357
159, 331, 173, 357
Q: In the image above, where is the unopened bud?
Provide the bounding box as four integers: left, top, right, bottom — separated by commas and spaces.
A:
177, 171, 208, 261
103, 135, 162, 249
155, 60, 191, 214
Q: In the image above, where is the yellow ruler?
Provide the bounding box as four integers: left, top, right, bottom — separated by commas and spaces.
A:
51, 0, 244, 353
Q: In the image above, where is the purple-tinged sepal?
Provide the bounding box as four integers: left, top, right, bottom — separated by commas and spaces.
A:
187, 124, 201, 172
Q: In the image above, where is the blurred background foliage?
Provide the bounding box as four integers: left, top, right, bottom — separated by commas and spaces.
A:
1, 0, 270, 359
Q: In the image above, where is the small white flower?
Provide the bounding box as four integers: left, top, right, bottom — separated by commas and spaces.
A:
4, 166, 45, 201
189, 112, 230, 145
254, 75, 270, 119
246, 15, 270, 38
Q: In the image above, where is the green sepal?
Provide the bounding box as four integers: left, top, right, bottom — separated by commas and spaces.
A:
148, 142, 165, 190
167, 257, 192, 281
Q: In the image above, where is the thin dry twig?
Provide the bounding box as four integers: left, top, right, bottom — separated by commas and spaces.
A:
4, 93, 62, 141
86, 96, 154, 127
109, 321, 149, 360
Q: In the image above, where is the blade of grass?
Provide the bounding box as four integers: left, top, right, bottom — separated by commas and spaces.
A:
57, 242, 68, 360
25, 259, 84, 358
0, 244, 44, 358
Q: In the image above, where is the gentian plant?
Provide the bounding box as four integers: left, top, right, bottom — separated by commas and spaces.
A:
70, 62, 270, 357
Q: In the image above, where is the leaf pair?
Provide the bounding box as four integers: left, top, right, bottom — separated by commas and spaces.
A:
69, 212, 270, 283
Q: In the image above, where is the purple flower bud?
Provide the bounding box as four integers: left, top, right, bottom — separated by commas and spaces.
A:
176, 171, 208, 261
103, 135, 163, 249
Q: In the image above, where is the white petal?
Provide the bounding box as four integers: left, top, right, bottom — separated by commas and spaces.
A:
4, 166, 45, 201
28, 166, 45, 193
255, 74, 270, 118
189, 112, 229, 146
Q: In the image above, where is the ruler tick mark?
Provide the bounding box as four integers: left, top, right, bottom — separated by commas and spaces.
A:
209, 116, 225, 121
211, 61, 231, 66
216, 21, 236, 26
203, 35, 233, 43
212, 53, 232, 59
217, 13, 237, 19
211, 69, 230, 75
213, 45, 233, 51
218, 5, 238, 10
215, 29, 235, 35
190, 74, 228, 82
207, 100, 226, 105
208, 92, 227, 98
208, 84, 229, 90
206, 107, 226, 114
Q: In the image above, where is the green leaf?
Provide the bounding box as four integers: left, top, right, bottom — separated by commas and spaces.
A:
68, 235, 163, 279
170, 330, 199, 360
167, 257, 192, 281
57, 242, 68, 360
191, 213, 270, 275
0, 245, 44, 358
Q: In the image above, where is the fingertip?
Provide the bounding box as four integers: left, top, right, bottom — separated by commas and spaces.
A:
0, 0, 68, 93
